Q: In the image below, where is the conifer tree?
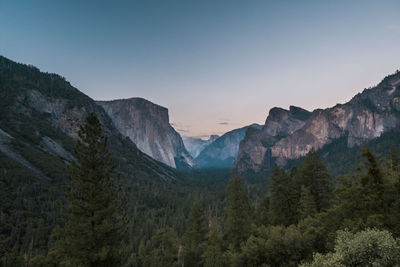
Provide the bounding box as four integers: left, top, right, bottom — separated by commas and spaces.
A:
203, 217, 224, 267
387, 145, 400, 175
296, 149, 333, 213
255, 195, 270, 226
183, 199, 208, 266
51, 113, 127, 266
140, 228, 179, 267
298, 186, 317, 220
269, 165, 298, 226
360, 148, 385, 225
224, 177, 252, 251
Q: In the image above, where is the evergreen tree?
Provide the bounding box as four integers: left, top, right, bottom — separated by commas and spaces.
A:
255, 195, 270, 226
387, 145, 400, 175
224, 177, 252, 251
269, 165, 298, 226
51, 113, 127, 266
360, 148, 385, 226
183, 199, 208, 266
298, 186, 317, 220
296, 149, 333, 213
203, 217, 225, 267
139, 228, 179, 267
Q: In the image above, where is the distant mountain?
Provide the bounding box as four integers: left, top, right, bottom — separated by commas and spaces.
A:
97, 98, 194, 169
0, 55, 177, 182
183, 135, 219, 158
195, 124, 262, 168
236, 70, 400, 173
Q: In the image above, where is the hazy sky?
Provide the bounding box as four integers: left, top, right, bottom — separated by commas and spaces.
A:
1, 0, 400, 138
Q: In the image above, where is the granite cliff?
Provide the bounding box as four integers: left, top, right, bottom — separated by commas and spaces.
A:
0, 55, 177, 182
97, 98, 194, 169
236, 71, 400, 172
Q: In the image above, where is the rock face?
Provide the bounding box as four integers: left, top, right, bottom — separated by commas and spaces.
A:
97, 98, 194, 169
195, 124, 262, 168
0, 55, 177, 182
236, 71, 400, 172
182, 135, 219, 158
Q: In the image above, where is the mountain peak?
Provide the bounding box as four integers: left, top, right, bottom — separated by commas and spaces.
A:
236, 69, 400, 173
97, 98, 193, 168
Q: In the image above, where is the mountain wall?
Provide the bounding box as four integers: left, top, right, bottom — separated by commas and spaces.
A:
97, 98, 194, 169
182, 135, 219, 158
0, 55, 177, 182
236, 71, 400, 172
195, 124, 262, 168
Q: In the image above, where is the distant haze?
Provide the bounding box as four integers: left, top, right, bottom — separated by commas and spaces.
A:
1, 0, 399, 137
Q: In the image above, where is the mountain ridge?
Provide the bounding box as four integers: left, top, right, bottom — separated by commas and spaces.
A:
0, 55, 178, 182
236, 70, 400, 172
195, 123, 262, 168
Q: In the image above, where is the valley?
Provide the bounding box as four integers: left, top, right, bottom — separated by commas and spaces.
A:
1, 55, 400, 266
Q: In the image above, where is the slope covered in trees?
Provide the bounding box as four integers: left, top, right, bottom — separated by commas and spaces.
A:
3, 55, 400, 266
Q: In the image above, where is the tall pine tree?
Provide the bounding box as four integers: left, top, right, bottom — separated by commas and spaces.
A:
296, 149, 333, 213
51, 113, 127, 266
203, 217, 224, 267
360, 148, 385, 226
224, 177, 252, 251
183, 199, 208, 266
269, 165, 298, 226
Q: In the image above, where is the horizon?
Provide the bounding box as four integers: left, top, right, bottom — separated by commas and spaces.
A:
1, 0, 399, 137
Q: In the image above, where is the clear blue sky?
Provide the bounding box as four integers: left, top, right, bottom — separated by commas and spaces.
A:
1, 0, 400, 138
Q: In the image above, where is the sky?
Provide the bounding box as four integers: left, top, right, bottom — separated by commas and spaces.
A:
1, 0, 400, 138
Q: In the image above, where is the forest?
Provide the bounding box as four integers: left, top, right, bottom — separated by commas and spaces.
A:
2, 111, 400, 267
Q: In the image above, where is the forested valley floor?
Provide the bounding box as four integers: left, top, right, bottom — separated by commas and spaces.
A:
3, 117, 400, 266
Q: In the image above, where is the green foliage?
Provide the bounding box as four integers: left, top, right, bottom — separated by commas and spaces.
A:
298, 186, 317, 220
302, 229, 400, 267
295, 148, 333, 213
203, 218, 225, 267
50, 114, 127, 266
269, 165, 298, 226
138, 228, 180, 267
224, 177, 252, 251
241, 225, 313, 267
183, 200, 208, 266
4, 55, 400, 267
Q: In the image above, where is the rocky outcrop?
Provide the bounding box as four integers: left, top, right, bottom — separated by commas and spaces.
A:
236, 106, 311, 171
183, 135, 219, 158
236, 71, 400, 172
97, 98, 194, 169
195, 124, 262, 168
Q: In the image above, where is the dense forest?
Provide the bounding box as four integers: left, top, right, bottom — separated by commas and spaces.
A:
2, 54, 400, 267
2, 111, 400, 266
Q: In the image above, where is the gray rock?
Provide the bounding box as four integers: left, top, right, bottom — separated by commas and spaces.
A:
236, 71, 400, 172
97, 98, 194, 169
195, 124, 262, 168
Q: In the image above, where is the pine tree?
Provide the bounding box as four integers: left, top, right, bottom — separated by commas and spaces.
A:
224, 177, 252, 251
51, 113, 127, 266
269, 165, 298, 226
296, 149, 333, 213
255, 195, 270, 226
386, 145, 400, 181
142, 228, 179, 267
183, 199, 208, 266
298, 186, 317, 220
360, 148, 385, 226
203, 217, 224, 267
